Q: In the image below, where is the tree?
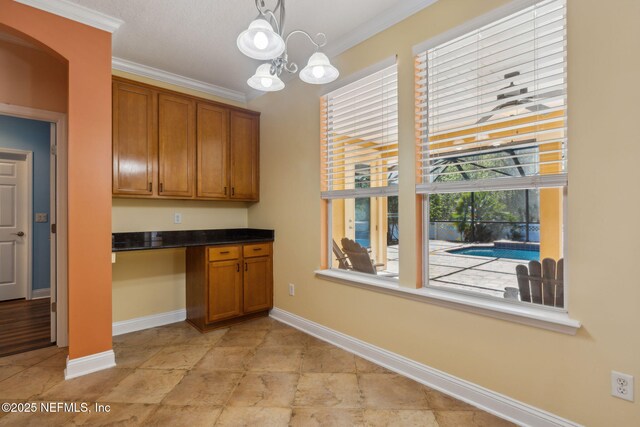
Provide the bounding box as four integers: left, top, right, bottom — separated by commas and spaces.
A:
453, 192, 517, 242
429, 193, 459, 222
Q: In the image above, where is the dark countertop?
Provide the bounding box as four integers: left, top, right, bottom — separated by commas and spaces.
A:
112, 228, 274, 252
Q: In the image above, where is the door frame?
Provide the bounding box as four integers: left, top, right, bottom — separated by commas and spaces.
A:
0, 148, 33, 300
0, 103, 68, 347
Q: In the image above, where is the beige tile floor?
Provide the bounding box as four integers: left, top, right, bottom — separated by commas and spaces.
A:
0, 318, 515, 426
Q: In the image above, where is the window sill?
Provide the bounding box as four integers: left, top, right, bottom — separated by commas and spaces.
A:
315, 269, 581, 335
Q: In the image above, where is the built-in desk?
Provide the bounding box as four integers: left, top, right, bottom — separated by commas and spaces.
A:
112, 229, 274, 331
112, 228, 274, 252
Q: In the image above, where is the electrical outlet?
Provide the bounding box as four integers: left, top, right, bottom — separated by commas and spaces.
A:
611, 371, 634, 402
288, 283, 295, 296
174, 213, 182, 224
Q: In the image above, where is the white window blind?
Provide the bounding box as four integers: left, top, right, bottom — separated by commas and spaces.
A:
321, 64, 398, 199
416, 0, 567, 193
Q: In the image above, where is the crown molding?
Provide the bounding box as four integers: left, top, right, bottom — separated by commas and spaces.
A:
14, 0, 123, 33
324, 0, 439, 58
112, 57, 247, 104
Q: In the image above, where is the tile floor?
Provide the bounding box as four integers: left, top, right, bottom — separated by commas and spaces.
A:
0, 317, 515, 426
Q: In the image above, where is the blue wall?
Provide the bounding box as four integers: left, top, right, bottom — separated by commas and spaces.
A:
0, 115, 51, 291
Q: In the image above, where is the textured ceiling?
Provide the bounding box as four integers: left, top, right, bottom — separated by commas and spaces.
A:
66, 0, 435, 100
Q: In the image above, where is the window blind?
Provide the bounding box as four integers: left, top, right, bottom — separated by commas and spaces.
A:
321, 64, 398, 199
416, 0, 567, 193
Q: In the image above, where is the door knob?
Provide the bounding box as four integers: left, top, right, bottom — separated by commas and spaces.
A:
12, 231, 25, 237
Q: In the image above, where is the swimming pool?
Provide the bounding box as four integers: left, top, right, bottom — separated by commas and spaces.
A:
448, 246, 539, 261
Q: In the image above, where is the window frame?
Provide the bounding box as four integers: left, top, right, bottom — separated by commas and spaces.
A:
415, 0, 572, 313
421, 187, 569, 310
320, 61, 400, 281
316, 0, 580, 334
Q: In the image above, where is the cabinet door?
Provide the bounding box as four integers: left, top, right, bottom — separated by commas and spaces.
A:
243, 256, 273, 314
208, 260, 243, 322
112, 81, 156, 196
158, 93, 195, 197
197, 103, 229, 199
229, 111, 259, 201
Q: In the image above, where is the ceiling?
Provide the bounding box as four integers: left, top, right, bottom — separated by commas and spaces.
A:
59, 0, 438, 102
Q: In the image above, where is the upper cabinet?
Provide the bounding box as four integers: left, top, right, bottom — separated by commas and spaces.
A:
112, 77, 260, 201
158, 93, 196, 198
112, 81, 156, 196
197, 103, 229, 199
230, 111, 259, 201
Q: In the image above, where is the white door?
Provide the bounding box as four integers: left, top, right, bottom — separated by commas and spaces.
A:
0, 152, 29, 301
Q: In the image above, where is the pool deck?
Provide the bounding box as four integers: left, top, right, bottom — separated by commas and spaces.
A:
428, 240, 526, 297
380, 241, 528, 298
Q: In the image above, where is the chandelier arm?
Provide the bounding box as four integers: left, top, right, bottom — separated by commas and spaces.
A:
264, 10, 281, 34
284, 61, 298, 74
254, 0, 283, 34
279, 0, 285, 37
284, 30, 327, 50
254, 0, 266, 13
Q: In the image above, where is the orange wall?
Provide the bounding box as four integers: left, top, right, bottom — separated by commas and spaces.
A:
0, 0, 113, 359
0, 39, 67, 112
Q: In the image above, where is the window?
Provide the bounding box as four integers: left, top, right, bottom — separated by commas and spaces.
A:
321, 64, 399, 278
416, 0, 567, 307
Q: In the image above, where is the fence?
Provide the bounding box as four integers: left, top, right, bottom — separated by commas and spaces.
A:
429, 221, 540, 243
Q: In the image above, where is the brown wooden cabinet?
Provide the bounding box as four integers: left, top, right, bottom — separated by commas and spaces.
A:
112, 81, 156, 196
207, 259, 243, 322
186, 242, 273, 331
197, 103, 229, 198
230, 111, 259, 200
196, 106, 260, 201
158, 93, 196, 198
242, 243, 272, 313
112, 77, 260, 201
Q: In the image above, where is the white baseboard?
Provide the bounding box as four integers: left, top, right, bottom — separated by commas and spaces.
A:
31, 288, 50, 299
270, 308, 581, 427
112, 309, 186, 336
64, 350, 116, 380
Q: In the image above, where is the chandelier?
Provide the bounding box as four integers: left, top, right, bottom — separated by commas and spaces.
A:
237, 0, 339, 91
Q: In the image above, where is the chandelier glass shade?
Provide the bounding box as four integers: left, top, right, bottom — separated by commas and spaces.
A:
247, 63, 285, 91
236, 18, 285, 60
237, 0, 339, 91
299, 52, 339, 84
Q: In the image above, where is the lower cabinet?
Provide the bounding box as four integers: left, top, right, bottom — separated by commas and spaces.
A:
186, 242, 273, 331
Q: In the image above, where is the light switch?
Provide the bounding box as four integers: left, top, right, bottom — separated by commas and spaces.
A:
35, 213, 48, 223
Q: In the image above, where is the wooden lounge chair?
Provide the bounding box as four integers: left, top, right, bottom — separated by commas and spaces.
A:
332, 239, 352, 270
340, 237, 382, 274
515, 258, 564, 307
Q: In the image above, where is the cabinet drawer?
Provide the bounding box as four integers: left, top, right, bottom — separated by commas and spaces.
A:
208, 246, 240, 261
243, 243, 271, 258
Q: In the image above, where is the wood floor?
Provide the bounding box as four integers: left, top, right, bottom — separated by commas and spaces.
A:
0, 297, 52, 357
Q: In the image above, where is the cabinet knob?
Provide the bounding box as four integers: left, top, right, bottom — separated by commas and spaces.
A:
236, 263, 240, 272
231, 187, 235, 196
244, 262, 248, 271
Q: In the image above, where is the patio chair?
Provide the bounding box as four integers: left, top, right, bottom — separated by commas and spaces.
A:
514, 258, 564, 307
340, 237, 383, 274
332, 239, 352, 270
